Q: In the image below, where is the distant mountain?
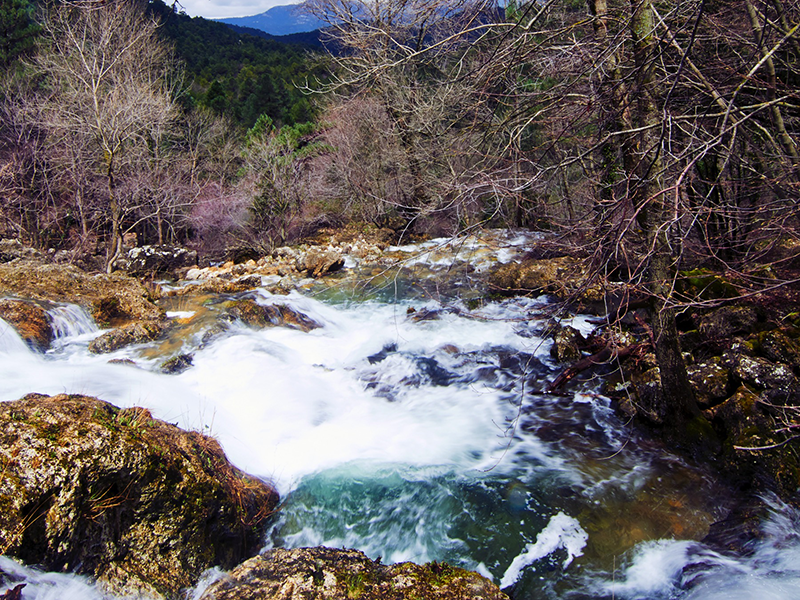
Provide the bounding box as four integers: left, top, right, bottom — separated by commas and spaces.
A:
218, 4, 326, 36
224, 23, 324, 48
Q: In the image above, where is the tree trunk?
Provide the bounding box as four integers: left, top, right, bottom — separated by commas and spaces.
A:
105, 156, 122, 274
627, 0, 700, 427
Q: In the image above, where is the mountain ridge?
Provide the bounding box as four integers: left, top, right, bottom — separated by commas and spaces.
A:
218, 3, 326, 36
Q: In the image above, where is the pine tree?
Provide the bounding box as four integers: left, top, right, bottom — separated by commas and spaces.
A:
0, 0, 39, 67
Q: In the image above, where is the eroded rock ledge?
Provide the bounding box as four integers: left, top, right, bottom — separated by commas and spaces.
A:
200, 547, 508, 600
0, 394, 279, 599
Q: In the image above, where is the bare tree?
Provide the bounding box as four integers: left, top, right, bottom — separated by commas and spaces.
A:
32, 0, 179, 271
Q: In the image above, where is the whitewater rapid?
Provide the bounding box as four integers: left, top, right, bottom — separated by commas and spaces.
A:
3, 233, 800, 599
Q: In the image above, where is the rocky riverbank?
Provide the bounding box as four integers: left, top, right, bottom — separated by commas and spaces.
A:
2, 229, 800, 595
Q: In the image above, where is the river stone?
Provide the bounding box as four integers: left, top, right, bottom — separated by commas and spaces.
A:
0, 299, 53, 351
549, 324, 585, 362
0, 394, 279, 599
88, 320, 167, 354
199, 547, 508, 600
0, 239, 45, 263
487, 256, 606, 303
225, 299, 321, 332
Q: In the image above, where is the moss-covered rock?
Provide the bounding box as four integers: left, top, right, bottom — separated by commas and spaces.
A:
0, 299, 53, 351
549, 324, 585, 363
0, 394, 278, 599
199, 547, 507, 600
687, 357, 732, 408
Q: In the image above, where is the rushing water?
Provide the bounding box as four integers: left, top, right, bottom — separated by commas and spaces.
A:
1, 231, 800, 599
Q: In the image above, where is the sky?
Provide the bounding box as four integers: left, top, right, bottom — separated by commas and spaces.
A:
176, 0, 302, 19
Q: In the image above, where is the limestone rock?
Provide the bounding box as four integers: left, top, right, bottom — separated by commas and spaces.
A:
114, 245, 198, 277
0, 263, 162, 326
199, 547, 508, 600
0, 394, 279, 599
0, 299, 53, 351
299, 247, 345, 278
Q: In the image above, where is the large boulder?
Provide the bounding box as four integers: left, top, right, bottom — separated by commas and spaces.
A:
0, 299, 53, 351
199, 547, 508, 600
0, 394, 279, 599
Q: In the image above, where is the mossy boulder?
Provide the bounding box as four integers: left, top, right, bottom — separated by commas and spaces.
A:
758, 330, 800, 371
0, 299, 53, 351
199, 547, 507, 600
0, 394, 278, 599
686, 357, 732, 408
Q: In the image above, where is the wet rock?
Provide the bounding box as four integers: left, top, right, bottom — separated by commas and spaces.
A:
198, 547, 508, 600
549, 324, 586, 363
687, 357, 732, 408
0, 584, 25, 600
226, 299, 321, 332
0, 263, 163, 326
0, 394, 278, 599
113, 245, 197, 277
0, 299, 53, 351
299, 247, 345, 278
160, 353, 193, 374
698, 306, 760, 340
88, 320, 167, 354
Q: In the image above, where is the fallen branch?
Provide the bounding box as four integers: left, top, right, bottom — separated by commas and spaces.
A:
547, 342, 644, 392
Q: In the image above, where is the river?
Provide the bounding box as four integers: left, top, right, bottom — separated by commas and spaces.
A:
1, 231, 799, 599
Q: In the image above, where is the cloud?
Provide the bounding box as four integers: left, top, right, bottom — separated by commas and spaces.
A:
176, 0, 302, 19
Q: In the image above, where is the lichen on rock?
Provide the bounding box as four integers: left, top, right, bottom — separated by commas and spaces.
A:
199, 547, 508, 600
0, 394, 279, 599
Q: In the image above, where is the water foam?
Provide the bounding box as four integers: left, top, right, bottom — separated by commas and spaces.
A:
500, 512, 588, 588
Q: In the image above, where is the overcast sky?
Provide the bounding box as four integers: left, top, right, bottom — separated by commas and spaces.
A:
176, 0, 302, 19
